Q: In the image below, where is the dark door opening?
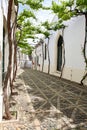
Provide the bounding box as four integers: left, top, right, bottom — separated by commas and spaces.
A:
57, 35, 63, 71
2, 28, 5, 81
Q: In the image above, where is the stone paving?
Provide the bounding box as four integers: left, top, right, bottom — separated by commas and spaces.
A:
0, 68, 87, 130
0, 69, 41, 130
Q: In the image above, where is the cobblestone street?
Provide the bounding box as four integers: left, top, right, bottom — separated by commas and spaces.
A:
0, 68, 87, 130
20, 69, 87, 129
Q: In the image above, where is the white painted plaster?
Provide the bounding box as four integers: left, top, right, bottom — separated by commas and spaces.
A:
32, 15, 87, 85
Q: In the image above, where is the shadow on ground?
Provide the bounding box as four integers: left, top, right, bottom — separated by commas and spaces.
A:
18, 68, 87, 129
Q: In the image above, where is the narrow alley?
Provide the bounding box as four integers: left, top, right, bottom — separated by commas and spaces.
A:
0, 0, 87, 130
0, 68, 87, 130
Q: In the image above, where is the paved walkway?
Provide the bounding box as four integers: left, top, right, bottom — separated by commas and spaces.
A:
0, 68, 87, 130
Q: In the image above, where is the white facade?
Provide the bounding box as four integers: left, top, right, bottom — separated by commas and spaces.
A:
32, 15, 87, 85
32, 44, 43, 71
17, 48, 30, 68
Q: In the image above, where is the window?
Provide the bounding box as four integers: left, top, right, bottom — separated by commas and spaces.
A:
2, 28, 5, 81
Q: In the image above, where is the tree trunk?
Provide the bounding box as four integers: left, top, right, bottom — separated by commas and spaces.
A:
60, 28, 65, 78
13, 42, 17, 81
81, 14, 87, 85
48, 38, 50, 74
3, 42, 12, 119
13, 5, 19, 83
3, 0, 13, 119
42, 41, 44, 72
10, 42, 17, 94
10, 5, 19, 94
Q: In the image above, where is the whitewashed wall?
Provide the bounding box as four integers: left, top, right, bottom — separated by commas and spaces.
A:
18, 50, 29, 68
32, 15, 87, 85
2, 0, 8, 20
62, 16, 85, 83
50, 15, 85, 83
32, 44, 43, 71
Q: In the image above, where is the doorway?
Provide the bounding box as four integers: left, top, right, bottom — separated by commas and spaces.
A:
57, 35, 63, 71
2, 28, 5, 80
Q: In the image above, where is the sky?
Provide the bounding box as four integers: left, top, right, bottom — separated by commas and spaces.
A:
19, 4, 29, 14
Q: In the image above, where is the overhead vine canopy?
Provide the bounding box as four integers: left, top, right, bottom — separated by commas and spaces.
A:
18, 41, 34, 55
16, 0, 45, 55
51, 0, 87, 29
18, 0, 43, 9
52, 0, 87, 19
16, 0, 53, 56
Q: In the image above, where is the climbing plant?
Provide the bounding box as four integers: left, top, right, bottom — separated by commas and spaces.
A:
3, 0, 14, 119
16, 0, 47, 57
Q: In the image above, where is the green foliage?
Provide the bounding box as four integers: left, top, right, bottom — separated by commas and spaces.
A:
52, 1, 62, 13
17, 0, 42, 10
35, 26, 50, 38
41, 20, 56, 38
16, 0, 43, 56
41, 21, 52, 30
21, 9, 36, 19
23, 0, 43, 10
18, 42, 34, 55
36, 27, 43, 34
52, 22, 65, 31
16, 10, 38, 42
17, 9, 36, 24
42, 6, 51, 10
76, 0, 87, 6
41, 20, 65, 37
60, 0, 74, 7
52, 0, 87, 19
51, 0, 87, 30
52, 1, 77, 21
43, 31, 50, 38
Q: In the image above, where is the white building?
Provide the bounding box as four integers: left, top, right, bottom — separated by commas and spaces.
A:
32, 42, 43, 71
32, 15, 87, 85
17, 48, 30, 68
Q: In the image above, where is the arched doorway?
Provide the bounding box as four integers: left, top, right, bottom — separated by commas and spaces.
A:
57, 35, 63, 71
